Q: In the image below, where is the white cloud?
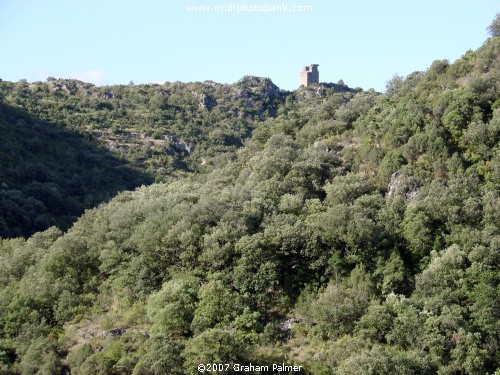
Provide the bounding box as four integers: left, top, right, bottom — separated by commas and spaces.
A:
71, 70, 106, 85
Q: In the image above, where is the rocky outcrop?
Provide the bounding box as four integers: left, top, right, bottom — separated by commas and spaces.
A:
193, 91, 217, 109
296, 82, 360, 102
78, 328, 149, 340
273, 318, 303, 339
103, 91, 115, 100
236, 76, 280, 99
278, 318, 302, 332
93, 130, 194, 155
46, 78, 95, 96
387, 172, 419, 201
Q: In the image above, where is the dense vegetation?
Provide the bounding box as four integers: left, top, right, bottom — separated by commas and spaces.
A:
0, 18, 499, 374
0, 100, 153, 238
0, 75, 289, 237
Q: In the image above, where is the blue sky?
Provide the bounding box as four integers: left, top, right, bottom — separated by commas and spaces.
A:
0, 0, 498, 91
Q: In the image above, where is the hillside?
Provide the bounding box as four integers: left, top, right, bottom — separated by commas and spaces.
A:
0, 29, 499, 375
0, 76, 289, 238
0, 75, 286, 176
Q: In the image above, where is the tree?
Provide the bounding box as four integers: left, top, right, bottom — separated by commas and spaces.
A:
132, 335, 185, 375
191, 279, 241, 334
183, 329, 249, 372
385, 74, 405, 96
147, 274, 199, 336
19, 336, 62, 375
487, 13, 500, 37
296, 266, 372, 339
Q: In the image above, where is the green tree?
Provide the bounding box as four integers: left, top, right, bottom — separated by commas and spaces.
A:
183, 329, 249, 372
487, 13, 500, 37
147, 274, 199, 336
191, 279, 241, 334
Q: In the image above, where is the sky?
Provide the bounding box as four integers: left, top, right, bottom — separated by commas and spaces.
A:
0, 0, 498, 91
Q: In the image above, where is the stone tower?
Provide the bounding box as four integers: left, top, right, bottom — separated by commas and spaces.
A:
299, 64, 319, 87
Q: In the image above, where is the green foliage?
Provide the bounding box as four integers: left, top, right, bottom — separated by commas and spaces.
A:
296, 266, 373, 339
324, 173, 373, 205
335, 344, 433, 375
0, 77, 286, 238
0, 101, 152, 238
67, 344, 94, 374
183, 329, 250, 372
0, 20, 499, 374
132, 335, 184, 375
146, 274, 199, 336
487, 13, 500, 37
191, 278, 241, 334
18, 336, 62, 375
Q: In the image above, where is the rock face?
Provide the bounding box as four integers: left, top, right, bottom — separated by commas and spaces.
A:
388, 172, 419, 201
193, 91, 216, 109
276, 318, 302, 339
47, 80, 84, 95
236, 76, 280, 99
297, 82, 360, 101
78, 328, 149, 340
164, 134, 193, 154
278, 318, 302, 331
103, 91, 115, 100
93, 130, 194, 157
199, 93, 216, 109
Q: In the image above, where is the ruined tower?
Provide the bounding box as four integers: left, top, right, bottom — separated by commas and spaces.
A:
299, 64, 319, 87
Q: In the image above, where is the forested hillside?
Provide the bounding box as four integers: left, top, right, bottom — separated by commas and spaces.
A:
0, 76, 289, 237
0, 21, 499, 375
